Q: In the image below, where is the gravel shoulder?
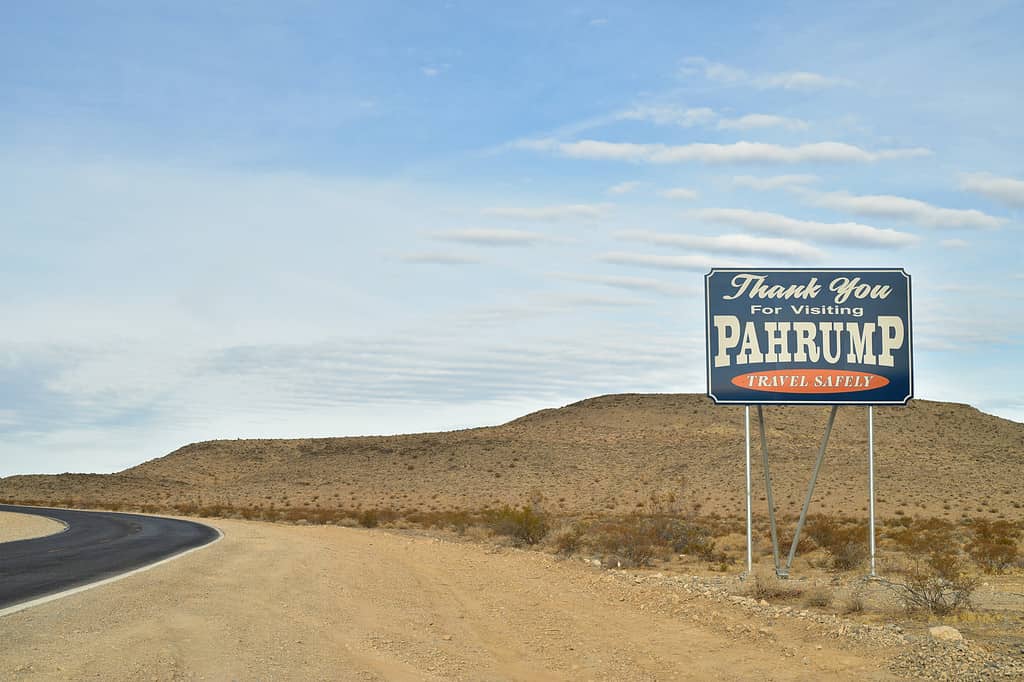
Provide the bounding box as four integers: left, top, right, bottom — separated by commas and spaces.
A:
0, 517, 907, 681
0, 511, 65, 544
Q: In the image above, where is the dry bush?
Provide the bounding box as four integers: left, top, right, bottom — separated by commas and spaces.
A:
747, 571, 804, 602
591, 516, 658, 567
588, 515, 716, 568
805, 515, 869, 571
802, 586, 834, 608
965, 519, 1021, 574
549, 522, 584, 556
842, 585, 866, 614
485, 505, 549, 546
885, 548, 978, 616
406, 509, 476, 534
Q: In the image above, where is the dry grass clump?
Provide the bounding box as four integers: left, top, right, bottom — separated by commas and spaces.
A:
802, 586, 834, 608
841, 586, 866, 615
747, 571, 805, 602
548, 522, 584, 556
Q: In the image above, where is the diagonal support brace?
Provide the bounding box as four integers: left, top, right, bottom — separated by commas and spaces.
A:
782, 405, 839, 576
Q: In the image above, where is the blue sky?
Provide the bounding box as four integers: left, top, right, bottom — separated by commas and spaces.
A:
2, 1, 1023, 476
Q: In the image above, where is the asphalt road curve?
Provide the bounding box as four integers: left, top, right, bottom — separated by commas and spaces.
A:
0, 504, 218, 611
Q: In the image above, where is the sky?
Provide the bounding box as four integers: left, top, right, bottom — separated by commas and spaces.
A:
2, 1, 1023, 476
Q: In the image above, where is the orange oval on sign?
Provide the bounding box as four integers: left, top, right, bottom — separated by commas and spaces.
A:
731, 369, 889, 394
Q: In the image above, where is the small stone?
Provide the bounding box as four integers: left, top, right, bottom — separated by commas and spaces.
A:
929, 625, 964, 642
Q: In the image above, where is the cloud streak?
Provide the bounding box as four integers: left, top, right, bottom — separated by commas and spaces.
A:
733, 174, 819, 190
691, 208, 919, 247
553, 273, 698, 297
401, 252, 483, 265
960, 173, 1024, 208
607, 181, 641, 195
682, 57, 851, 90
482, 203, 612, 221
615, 230, 826, 261
517, 139, 930, 164
599, 251, 742, 271
660, 187, 699, 200
806, 190, 1004, 229
431, 229, 556, 246
616, 105, 716, 127
717, 114, 809, 131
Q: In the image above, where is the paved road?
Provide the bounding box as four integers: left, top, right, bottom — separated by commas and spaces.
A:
0, 504, 218, 611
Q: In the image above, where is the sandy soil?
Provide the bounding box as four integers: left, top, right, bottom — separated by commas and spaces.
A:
0, 518, 899, 681
0, 511, 65, 543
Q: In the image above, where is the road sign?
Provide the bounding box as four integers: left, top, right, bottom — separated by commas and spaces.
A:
705, 268, 912, 405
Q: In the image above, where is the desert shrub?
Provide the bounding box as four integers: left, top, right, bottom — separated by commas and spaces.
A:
831, 540, 870, 571
591, 516, 658, 567
357, 509, 380, 528
549, 522, 584, 556
805, 515, 869, 571
649, 515, 715, 557
885, 547, 978, 616
486, 505, 549, 546
965, 519, 1020, 574
888, 516, 957, 554
748, 572, 804, 602
802, 586, 834, 608
588, 515, 715, 568
842, 585, 866, 614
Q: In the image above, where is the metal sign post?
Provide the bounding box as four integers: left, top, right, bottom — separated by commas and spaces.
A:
706, 268, 912, 578
868, 406, 876, 577
745, 406, 752, 575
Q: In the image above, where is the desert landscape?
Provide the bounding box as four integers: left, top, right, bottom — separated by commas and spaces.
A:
2, 393, 1023, 680
3, 394, 1022, 523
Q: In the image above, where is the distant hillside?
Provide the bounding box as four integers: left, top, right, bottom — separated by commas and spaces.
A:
2, 394, 1022, 521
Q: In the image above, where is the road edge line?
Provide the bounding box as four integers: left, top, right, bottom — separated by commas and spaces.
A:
0, 523, 223, 618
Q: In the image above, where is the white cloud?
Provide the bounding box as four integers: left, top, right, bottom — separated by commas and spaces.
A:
617, 105, 716, 127
940, 238, 970, 249
599, 251, 742, 271
733, 174, 820, 190
682, 57, 850, 90
960, 172, 1024, 208
615, 230, 826, 262
660, 187, 699, 200
482, 203, 612, 221
691, 208, 919, 247
806, 190, 1004, 229
553, 273, 698, 297
431, 228, 554, 246
717, 114, 809, 131
607, 181, 641, 195
401, 252, 483, 265
755, 71, 851, 90
518, 138, 930, 164
682, 57, 747, 83
421, 67, 441, 77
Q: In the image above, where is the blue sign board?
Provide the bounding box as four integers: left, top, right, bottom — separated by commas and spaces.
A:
705, 268, 913, 405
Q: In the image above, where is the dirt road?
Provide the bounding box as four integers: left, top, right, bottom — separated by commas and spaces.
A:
0, 519, 897, 680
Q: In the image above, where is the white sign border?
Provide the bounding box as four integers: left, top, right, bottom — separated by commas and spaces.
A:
704, 267, 913, 405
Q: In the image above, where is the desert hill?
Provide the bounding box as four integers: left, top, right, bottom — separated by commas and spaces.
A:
2, 394, 1022, 521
